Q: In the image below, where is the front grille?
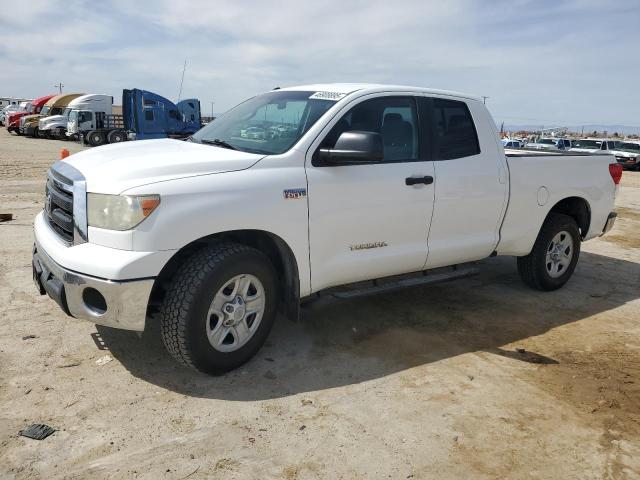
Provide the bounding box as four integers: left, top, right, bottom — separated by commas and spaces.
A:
45, 171, 74, 244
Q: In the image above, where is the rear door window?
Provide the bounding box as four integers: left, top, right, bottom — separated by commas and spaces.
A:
432, 99, 480, 160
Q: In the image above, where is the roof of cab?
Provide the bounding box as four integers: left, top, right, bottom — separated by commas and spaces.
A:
33, 94, 56, 107
67, 94, 112, 106
44, 93, 85, 107
277, 83, 481, 102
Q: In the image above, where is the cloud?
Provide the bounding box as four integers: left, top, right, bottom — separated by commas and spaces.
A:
1, 0, 638, 126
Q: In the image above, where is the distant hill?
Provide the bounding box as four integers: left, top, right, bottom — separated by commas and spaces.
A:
500, 124, 640, 136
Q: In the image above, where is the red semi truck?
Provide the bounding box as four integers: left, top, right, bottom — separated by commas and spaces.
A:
6, 94, 56, 134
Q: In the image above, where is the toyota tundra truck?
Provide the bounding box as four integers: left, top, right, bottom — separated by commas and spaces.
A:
33, 84, 620, 374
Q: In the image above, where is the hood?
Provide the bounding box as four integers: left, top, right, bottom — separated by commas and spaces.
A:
41, 114, 64, 123
62, 138, 266, 194
22, 114, 43, 125
7, 111, 29, 122
40, 115, 65, 127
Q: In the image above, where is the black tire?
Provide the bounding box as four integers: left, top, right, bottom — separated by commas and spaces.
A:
87, 131, 106, 146
160, 243, 279, 374
33, 127, 40, 138
517, 213, 581, 291
107, 130, 127, 143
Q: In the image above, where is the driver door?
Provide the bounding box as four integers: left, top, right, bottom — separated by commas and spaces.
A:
305, 95, 435, 292
78, 111, 94, 131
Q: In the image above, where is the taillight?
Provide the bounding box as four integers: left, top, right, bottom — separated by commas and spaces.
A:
609, 163, 622, 185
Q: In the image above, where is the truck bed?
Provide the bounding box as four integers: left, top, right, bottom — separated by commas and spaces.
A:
497, 151, 616, 256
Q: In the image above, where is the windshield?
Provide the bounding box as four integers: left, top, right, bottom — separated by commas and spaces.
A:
69, 110, 78, 122
573, 140, 602, 149
617, 142, 640, 153
538, 138, 556, 144
62, 108, 71, 118
191, 91, 338, 155
40, 106, 50, 116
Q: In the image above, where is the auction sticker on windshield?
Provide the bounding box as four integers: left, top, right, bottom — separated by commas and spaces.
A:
309, 92, 348, 101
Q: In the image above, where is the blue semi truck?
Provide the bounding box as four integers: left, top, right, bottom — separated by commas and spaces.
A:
68, 88, 202, 146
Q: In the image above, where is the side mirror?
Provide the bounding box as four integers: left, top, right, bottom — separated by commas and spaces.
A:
318, 131, 384, 164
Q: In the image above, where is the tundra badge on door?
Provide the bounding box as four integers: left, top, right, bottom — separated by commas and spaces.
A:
349, 241, 388, 251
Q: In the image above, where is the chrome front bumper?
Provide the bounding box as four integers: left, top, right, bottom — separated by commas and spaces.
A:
32, 240, 154, 331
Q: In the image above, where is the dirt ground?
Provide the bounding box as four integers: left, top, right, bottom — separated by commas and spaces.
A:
0, 128, 638, 479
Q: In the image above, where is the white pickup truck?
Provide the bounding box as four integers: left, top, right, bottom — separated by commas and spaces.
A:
33, 84, 620, 374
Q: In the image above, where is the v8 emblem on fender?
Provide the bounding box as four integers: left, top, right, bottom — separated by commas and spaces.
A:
283, 188, 307, 199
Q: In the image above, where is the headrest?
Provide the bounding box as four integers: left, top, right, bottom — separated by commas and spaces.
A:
383, 113, 403, 124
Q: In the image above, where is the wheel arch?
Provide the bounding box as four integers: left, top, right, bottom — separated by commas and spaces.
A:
147, 229, 300, 324
545, 196, 591, 239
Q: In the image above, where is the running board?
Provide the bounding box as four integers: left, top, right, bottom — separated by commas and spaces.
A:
302, 264, 479, 308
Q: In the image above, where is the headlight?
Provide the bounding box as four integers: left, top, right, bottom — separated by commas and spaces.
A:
87, 193, 160, 230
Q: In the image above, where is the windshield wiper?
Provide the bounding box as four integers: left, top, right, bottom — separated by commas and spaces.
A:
201, 138, 238, 150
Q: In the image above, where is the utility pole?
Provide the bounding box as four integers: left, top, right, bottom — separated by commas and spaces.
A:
482, 96, 489, 105
54, 83, 64, 94
211, 100, 214, 119
177, 60, 187, 102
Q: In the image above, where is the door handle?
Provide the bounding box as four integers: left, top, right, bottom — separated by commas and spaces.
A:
405, 176, 434, 186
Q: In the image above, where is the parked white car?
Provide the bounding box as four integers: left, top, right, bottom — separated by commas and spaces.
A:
526, 138, 571, 150
502, 139, 522, 148
32, 83, 619, 374
240, 126, 266, 140
611, 141, 640, 170
569, 138, 617, 153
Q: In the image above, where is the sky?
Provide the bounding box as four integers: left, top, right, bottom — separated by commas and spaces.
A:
1, 0, 639, 128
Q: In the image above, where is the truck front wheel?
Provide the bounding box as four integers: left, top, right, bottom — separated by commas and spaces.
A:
160, 243, 279, 374
517, 213, 581, 291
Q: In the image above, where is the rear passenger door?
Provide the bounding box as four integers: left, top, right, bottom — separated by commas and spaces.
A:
422, 96, 509, 269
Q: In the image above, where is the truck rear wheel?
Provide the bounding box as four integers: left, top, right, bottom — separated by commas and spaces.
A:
517, 213, 580, 291
160, 243, 279, 374
87, 131, 106, 146
107, 130, 126, 143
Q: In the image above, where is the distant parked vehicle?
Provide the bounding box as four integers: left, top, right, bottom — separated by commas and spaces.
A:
526, 137, 570, 150
502, 139, 523, 148
72, 89, 202, 146
19, 93, 84, 137
611, 141, 640, 170
123, 89, 201, 141
0, 97, 31, 110
40, 95, 113, 140
6, 95, 56, 134
241, 126, 266, 140
569, 139, 617, 153
0, 102, 28, 126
